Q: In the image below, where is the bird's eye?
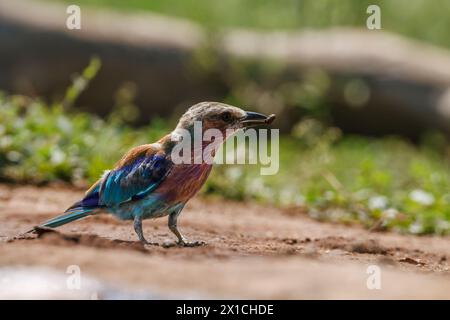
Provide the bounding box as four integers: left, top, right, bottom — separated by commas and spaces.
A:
221, 112, 232, 123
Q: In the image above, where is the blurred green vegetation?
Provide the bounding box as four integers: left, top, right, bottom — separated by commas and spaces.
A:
0, 59, 167, 185
1, 59, 450, 235
54, 0, 450, 49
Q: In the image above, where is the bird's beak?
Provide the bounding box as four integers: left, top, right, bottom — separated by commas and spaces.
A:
240, 111, 276, 128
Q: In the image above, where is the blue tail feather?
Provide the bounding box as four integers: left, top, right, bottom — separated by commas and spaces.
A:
40, 208, 93, 228
33, 185, 101, 231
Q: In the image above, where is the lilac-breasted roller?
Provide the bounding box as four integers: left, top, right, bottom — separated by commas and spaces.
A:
34, 102, 275, 246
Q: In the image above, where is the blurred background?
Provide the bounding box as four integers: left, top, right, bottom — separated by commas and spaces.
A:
2, 0, 450, 235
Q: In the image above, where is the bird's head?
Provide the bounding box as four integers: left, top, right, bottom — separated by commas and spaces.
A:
175, 101, 275, 134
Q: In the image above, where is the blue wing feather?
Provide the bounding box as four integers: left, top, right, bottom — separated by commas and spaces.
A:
36, 146, 172, 230
98, 154, 171, 207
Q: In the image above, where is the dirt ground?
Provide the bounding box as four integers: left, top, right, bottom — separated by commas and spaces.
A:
0, 183, 449, 299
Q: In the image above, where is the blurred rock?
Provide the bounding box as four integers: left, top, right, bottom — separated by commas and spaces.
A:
2, 0, 450, 137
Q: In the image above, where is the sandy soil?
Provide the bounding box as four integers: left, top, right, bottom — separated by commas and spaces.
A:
0, 183, 449, 299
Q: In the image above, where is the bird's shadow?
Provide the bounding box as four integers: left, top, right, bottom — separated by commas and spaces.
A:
10, 227, 150, 253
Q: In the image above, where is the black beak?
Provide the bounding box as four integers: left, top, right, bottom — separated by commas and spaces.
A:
240, 111, 276, 127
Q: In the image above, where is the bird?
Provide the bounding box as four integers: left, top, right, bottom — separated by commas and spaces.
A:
33, 102, 275, 246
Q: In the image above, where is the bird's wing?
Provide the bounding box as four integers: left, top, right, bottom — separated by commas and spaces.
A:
36, 144, 172, 230
98, 144, 173, 207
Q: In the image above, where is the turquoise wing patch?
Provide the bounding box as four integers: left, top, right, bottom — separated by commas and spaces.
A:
99, 154, 172, 207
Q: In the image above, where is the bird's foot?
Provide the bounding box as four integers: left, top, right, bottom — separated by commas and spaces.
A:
179, 239, 207, 247
141, 239, 159, 246
162, 238, 206, 248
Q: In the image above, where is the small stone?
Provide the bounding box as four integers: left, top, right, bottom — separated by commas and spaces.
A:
162, 239, 175, 248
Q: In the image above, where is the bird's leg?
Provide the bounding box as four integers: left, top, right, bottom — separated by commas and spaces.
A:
133, 215, 158, 246
167, 210, 206, 247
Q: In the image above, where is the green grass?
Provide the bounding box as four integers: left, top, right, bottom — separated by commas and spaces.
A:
52, 0, 450, 49
1, 59, 450, 235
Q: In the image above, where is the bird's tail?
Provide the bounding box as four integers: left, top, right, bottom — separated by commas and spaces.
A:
21, 183, 102, 235
39, 207, 94, 228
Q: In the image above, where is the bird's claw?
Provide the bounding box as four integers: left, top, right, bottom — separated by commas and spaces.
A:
141, 240, 159, 246
162, 239, 206, 248
178, 239, 207, 247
